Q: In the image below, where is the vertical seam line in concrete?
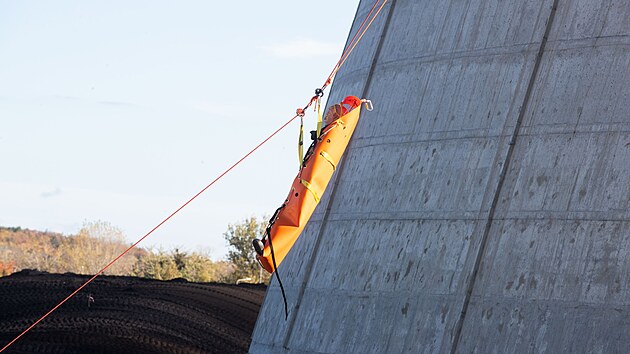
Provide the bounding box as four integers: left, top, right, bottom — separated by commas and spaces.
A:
281, 0, 398, 350
449, 0, 559, 353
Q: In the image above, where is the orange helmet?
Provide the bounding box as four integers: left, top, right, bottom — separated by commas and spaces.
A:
341, 96, 362, 110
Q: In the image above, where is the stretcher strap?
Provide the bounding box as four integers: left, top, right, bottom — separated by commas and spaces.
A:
300, 179, 320, 203
316, 97, 323, 138
319, 150, 336, 171
298, 115, 304, 167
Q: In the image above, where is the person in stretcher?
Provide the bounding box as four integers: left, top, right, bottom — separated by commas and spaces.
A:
253, 96, 368, 273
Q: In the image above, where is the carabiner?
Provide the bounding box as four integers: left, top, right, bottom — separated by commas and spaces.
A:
361, 99, 373, 111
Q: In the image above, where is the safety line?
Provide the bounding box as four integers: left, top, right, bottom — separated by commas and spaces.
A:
334, 0, 389, 77
321, 0, 389, 92
0, 113, 299, 353
0, 1, 390, 351
321, 0, 383, 90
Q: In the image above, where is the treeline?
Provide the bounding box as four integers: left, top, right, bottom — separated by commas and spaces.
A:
0, 221, 261, 283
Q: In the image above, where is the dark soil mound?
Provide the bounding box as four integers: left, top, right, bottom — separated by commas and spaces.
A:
0, 271, 266, 353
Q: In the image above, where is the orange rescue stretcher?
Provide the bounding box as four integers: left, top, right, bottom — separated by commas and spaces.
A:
253, 96, 370, 273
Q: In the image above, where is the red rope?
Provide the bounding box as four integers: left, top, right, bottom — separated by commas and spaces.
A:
0, 114, 299, 353
334, 0, 389, 77
303, 0, 389, 112
0, 1, 390, 351
327, 0, 380, 77
322, 0, 389, 91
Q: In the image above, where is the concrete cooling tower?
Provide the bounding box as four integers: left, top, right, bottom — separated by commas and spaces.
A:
251, 0, 630, 352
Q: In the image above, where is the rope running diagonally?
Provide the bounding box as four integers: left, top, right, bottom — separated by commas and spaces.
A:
0, 113, 300, 353
320, 0, 381, 89
0, 1, 389, 351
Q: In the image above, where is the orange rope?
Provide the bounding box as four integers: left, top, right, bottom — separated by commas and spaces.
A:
0, 113, 300, 353
334, 0, 389, 78
325, 0, 382, 82
0, 1, 390, 351
322, 0, 389, 91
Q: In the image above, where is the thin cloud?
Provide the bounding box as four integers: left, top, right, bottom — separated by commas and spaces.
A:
45, 95, 135, 107
41, 187, 63, 198
50, 95, 82, 101
98, 100, 135, 107
189, 101, 243, 117
261, 38, 340, 58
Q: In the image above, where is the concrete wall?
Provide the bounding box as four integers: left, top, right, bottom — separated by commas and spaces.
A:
251, 0, 630, 352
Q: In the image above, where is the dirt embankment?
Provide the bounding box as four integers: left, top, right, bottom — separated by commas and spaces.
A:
0, 271, 267, 353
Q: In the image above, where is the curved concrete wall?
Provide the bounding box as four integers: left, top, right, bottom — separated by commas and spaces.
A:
251, 1, 630, 352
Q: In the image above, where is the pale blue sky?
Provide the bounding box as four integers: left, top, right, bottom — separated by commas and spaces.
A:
0, 1, 360, 259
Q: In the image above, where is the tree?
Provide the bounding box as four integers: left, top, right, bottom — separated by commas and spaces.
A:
223, 216, 270, 283
132, 248, 230, 283
132, 249, 181, 280
179, 252, 219, 283
62, 220, 137, 275
0, 261, 16, 277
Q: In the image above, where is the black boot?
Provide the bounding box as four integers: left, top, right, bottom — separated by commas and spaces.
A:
252, 239, 264, 256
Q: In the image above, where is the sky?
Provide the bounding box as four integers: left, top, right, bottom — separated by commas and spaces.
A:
0, 1, 361, 260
